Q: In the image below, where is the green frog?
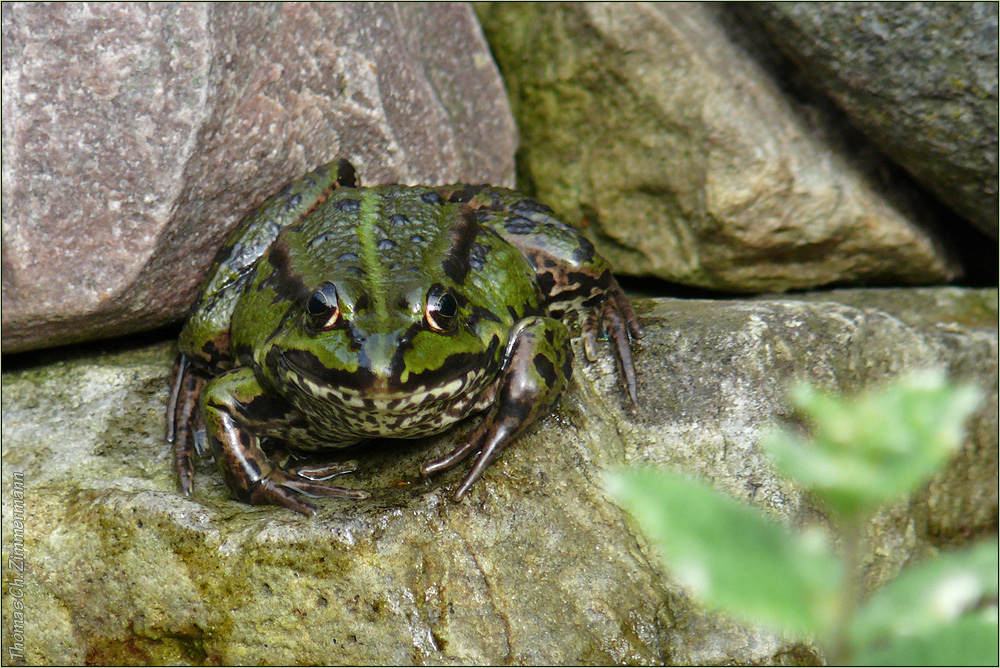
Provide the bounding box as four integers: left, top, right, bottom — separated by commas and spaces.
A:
167, 159, 641, 515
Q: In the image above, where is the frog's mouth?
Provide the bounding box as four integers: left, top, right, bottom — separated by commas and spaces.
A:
271, 348, 493, 409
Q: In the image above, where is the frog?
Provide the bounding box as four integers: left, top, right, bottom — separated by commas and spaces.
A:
166, 159, 641, 515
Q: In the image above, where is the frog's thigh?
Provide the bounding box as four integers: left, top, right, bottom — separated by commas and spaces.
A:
200, 368, 363, 515
441, 315, 574, 499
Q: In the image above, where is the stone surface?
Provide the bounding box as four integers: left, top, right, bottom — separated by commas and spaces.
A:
3, 289, 996, 665
476, 2, 962, 293
1, 2, 516, 354
742, 2, 999, 239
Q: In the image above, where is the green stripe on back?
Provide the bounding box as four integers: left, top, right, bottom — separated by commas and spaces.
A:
356, 193, 388, 322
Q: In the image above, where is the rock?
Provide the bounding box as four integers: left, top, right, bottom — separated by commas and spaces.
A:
741, 2, 999, 240
1, 2, 516, 354
3, 288, 995, 665
476, 2, 962, 293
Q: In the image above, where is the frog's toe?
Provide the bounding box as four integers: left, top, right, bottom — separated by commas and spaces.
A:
601, 300, 639, 405
289, 459, 359, 481
579, 311, 601, 362
249, 470, 366, 516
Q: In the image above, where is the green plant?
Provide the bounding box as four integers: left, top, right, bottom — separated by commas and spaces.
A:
606, 370, 996, 665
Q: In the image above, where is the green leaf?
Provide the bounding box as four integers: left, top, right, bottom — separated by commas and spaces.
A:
851, 540, 999, 650
605, 468, 843, 637
763, 370, 981, 520
852, 612, 998, 666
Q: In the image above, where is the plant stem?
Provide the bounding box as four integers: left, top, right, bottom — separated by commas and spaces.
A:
828, 518, 865, 665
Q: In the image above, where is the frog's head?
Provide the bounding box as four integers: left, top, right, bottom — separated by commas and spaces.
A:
262, 275, 506, 411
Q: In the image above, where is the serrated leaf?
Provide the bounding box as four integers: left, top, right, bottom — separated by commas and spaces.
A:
605, 468, 842, 637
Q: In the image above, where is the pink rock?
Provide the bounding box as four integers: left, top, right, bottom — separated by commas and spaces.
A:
2, 3, 516, 353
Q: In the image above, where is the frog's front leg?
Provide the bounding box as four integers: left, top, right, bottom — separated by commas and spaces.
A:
422, 316, 573, 500
200, 367, 366, 515
438, 184, 642, 404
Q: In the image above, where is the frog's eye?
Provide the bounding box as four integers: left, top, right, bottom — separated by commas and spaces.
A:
425, 286, 458, 333
306, 282, 341, 331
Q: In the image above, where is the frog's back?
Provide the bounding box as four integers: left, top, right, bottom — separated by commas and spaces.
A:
291, 185, 470, 286
263, 186, 542, 326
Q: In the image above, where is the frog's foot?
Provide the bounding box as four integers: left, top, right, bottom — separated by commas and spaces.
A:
420, 315, 572, 501
201, 367, 365, 516
578, 276, 642, 405
167, 354, 210, 496
420, 409, 515, 501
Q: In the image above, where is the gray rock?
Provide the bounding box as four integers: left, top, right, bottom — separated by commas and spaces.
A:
3, 288, 995, 665
742, 2, 999, 239
476, 2, 962, 292
1, 2, 516, 354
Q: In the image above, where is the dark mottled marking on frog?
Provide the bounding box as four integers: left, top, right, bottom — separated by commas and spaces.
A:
470, 304, 503, 324
532, 353, 557, 387
199, 337, 232, 373
338, 251, 360, 262
377, 238, 396, 251
410, 234, 425, 244
503, 216, 538, 235
271, 348, 376, 391
233, 341, 253, 366
398, 347, 498, 392
389, 214, 409, 226
345, 266, 365, 276
352, 293, 371, 313
283, 193, 303, 212
571, 238, 596, 264
542, 269, 609, 310
534, 270, 556, 298
335, 159, 358, 188
393, 334, 501, 394
447, 184, 489, 203
468, 242, 490, 271
334, 198, 360, 213
421, 192, 447, 206
243, 392, 295, 425
243, 453, 262, 479
544, 327, 556, 347
512, 198, 555, 215
562, 347, 574, 379
507, 305, 521, 322
495, 383, 531, 423
441, 210, 480, 284
264, 239, 309, 303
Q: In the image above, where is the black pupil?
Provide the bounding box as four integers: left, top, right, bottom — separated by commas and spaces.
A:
435, 293, 457, 319
307, 284, 337, 318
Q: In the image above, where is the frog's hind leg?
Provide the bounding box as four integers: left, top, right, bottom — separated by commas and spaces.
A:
201, 367, 366, 515
167, 354, 210, 496
421, 316, 573, 500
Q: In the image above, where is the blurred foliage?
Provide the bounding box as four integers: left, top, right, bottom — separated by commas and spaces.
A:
606, 370, 996, 665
